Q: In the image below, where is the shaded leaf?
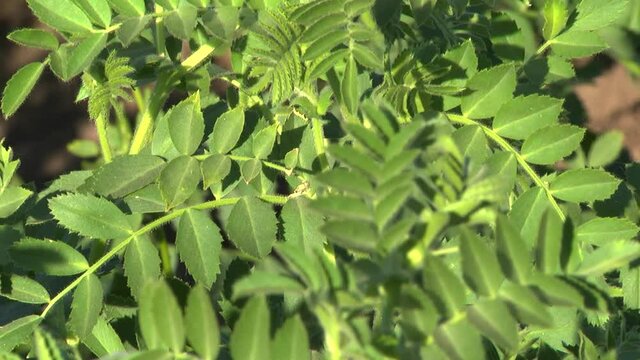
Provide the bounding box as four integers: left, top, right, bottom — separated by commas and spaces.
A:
10, 237, 88, 276
227, 197, 277, 258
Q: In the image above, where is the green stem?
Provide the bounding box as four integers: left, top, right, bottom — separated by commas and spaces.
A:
446, 113, 566, 221
96, 113, 113, 163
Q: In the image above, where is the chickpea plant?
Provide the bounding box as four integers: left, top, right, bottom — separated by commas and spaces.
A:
1, 0, 640, 358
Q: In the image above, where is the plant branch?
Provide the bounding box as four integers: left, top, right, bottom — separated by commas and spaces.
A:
446, 113, 566, 221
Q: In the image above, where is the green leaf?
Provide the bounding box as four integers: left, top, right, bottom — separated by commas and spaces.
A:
252, 124, 277, 159
322, 219, 379, 253
125, 185, 166, 214
528, 273, 583, 307
575, 240, 640, 276
495, 214, 531, 284
341, 55, 359, 114
201, 154, 232, 189
313, 195, 371, 221
241, 158, 262, 183
576, 217, 639, 246
550, 31, 607, 58
27, 0, 93, 34
69, 274, 103, 339
460, 228, 504, 297
167, 93, 205, 156
0, 315, 41, 352
10, 237, 89, 276
550, 168, 620, 203
159, 156, 201, 209
139, 280, 185, 352
2, 62, 45, 118
7, 29, 58, 50
83, 317, 125, 357
536, 209, 564, 274
572, 0, 628, 31
452, 125, 489, 165
509, 187, 549, 248
498, 281, 553, 327
164, 2, 198, 39
423, 255, 466, 318
521, 125, 584, 165
67, 139, 99, 158
71, 0, 112, 28
185, 285, 219, 360
49, 193, 133, 239
327, 145, 381, 178
0, 274, 50, 304
588, 130, 624, 167
209, 108, 245, 154
461, 64, 516, 119
434, 319, 485, 360
0, 187, 33, 218
233, 271, 304, 299
124, 236, 161, 300
467, 299, 518, 351
117, 15, 152, 47
543, 0, 568, 40
226, 197, 277, 258
272, 315, 310, 360
492, 95, 563, 140
303, 30, 348, 61
176, 210, 222, 289
316, 168, 374, 196
107, 0, 145, 17
156, 0, 179, 10
69, 33, 109, 78
281, 197, 326, 254
230, 296, 271, 360
621, 266, 640, 309
92, 155, 165, 198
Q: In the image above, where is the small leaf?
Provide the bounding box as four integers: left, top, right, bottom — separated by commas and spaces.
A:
550, 30, 607, 58
107, 0, 145, 17
576, 217, 639, 246
498, 281, 553, 327
492, 95, 563, 140
226, 197, 277, 258
322, 219, 378, 253
423, 255, 466, 318
588, 130, 624, 167
185, 285, 219, 360
252, 125, 277, 159
495, 214, 531, 284
461, 64, 516, 119
92, 155, 165, 198
7, 29, 58, 50
209, 107, 245, 154
550, 168, 620, 203
0, 315, 41, 352
467, 299, 518, 351
621, 266, 640, 309
233, 271, 304, 299
201, 154, 231, 188
572, 0, 628, 31
10, 238, 88, 276
240, 158, 262, 183
117, 15, 152, 47
0, 187, 33, 218
341, 55, 359, 114
49, 193, 133, 239
543, 0, 568, 40
521, 125, 584, 165
125, 184, 166, 214
164, 2, 198, 39
575, 240, 640, 277
460, 228, 504, 297
272, 315, 310, 360
509, 187, 549, 248
281, 197, 326, 254
66, 33, 108, 78
124, 236, 161, 300
536, 209, 564, 274
139, 280, 185, 352
27, 0, 94, 34
69, 274, 103, 339
176, 210, 222, 289
0, 274, 50, 304
167, 93, 205, 156
71, 0, 112, 28
83, 317, 125, 357
230, 296, 271, 360
159, 156, 201, 209
434, 319, 484, 360
2, 62, 45, 118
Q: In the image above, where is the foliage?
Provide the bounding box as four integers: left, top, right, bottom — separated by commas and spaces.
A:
1, 0, 640, 359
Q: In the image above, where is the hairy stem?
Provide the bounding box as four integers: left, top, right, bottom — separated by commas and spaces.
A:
446, 113, 566, 221
96, 113, 113, 163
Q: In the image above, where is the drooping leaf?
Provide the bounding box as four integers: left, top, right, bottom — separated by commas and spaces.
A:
69, 274, 103, 339
272, 315, 310, 360
176, 210, 222, 289
167, 93, 205, 156
124, 236, 161, 300
550, 168, 620, 203
209, 107, 245, 154
230, 296, 271, 360
49, 193, 133, 239
10, 237, 89, 276
0, 315, 41, 352
92, 155, 165, 198
139, 280, 185, 352
2, 62, 45, 118
461, 64, 516, 119
521, 125, 584, 165
158, 156, 201, 209
0, 274, 50, 304
226, 197, 277, 258
7, 29, 58, 50
26, 0, 94, 34
185, 285, 220, 360
492, 95, 563, 140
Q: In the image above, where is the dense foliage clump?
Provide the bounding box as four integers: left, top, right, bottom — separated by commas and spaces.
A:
1, 0, 640, 359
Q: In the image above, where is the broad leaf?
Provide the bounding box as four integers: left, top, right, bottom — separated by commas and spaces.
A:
495, 214, 531, 284
139, 280, 185, 352
543, 0, 568, 40
185, 285, 219, 360
0, 187, 33, 218
201, 154, 232, 188
281, 197, 326, 254
499, 281, 553, 327
550, 31, 607, 58
233, 271, 304, 299
230, 296, 271, 360
492, 95, 563, 140
164, 2, 198, 39
588, 130, 624, 167
272, 315, 310, 360
0, 315, 41, 352
49, 193, 133, 239
167, 92, 204, 156
460, 228, 504, 297
83, 317, 125, 357
176, 210, 222, 288
71, 0, 112, 28
159, 156, 200, 209
2, 62, 45, 118
69, 274, 103, 339
572, 0, 629, 31
575, 241, 640, 276
434, 319, 485, 360
226, 197, 277, 258
252, 125, 277, 159
423, 255, 466, 318
209, 107, 245, 154
0, 274, 50, 304
521, 125, 584, 165
66, 33, 108, 78
461, 64, 516, 119
107, 0, 145, 17
550, 168, 620, 203
509, 187, 549, 247
26, 0, 93, 34
92, 155, 165, 198
467, 299, 518, 351
576, 217, 639, 246
124, 236, 161, 300
7, 29, 58, 50
10, 237, 88, 276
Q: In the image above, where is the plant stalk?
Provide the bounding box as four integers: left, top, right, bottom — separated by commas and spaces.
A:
96, 113, 113, 163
